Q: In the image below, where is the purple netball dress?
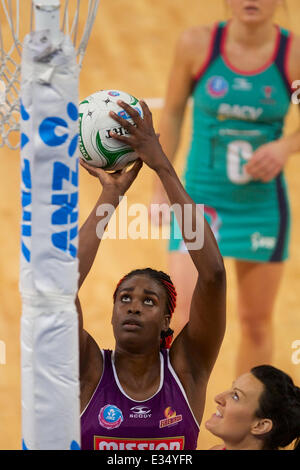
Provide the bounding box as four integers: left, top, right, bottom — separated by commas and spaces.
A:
80, 349, 199, 450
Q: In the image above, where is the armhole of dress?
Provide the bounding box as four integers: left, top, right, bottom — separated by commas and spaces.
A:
269, 174, 290, 262
193, 22, 220, 86
275, 28, 294, 96
80, 349, 105, 418
283, 31, 294, 94
166, 351, 200, 429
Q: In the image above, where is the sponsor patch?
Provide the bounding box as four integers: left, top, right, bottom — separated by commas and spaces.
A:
217, 103, 263, 121
264, 86, 273, 99
251, 232, 276, 252
130, 406, 152, 419
260, 85, 276, 105
232, 77, 252, 91
94, 436, 185, 450
206, 76, 229, 98
98, 405, 123, 430
159, 407, 183, 428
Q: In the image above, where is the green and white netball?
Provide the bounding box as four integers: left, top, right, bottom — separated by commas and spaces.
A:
79, 89, 143, 171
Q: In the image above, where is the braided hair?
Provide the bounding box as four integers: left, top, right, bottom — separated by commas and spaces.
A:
251, 365, 300, 450
113, 268, 177, 349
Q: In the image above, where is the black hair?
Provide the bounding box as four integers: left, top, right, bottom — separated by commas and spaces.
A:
113, 268, 177, 349
251, 365, 300, 450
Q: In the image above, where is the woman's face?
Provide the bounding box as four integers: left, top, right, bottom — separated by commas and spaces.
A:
112, 275, 169, 351
205, 373, 266, 444
226, 0, 282, 24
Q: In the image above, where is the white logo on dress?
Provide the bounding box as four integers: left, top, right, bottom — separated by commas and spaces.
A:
218, 103, 263, 120
130, 406, 152, 418
233, 78, 252, 91
251, 232, 276, 251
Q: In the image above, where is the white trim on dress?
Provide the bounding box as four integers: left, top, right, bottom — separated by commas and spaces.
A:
111, 351, 164, 403
167, 350, 200, 429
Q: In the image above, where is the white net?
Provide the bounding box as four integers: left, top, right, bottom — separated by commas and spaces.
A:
0, 0, 100, 149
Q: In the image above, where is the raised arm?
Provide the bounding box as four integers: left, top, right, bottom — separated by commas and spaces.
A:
156, 165, 226, 380
150, 26, 212, 221
77, 161, 143, 361
109, 100, 226, 385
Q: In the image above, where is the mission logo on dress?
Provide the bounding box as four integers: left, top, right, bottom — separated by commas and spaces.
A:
93, 436, 185, 450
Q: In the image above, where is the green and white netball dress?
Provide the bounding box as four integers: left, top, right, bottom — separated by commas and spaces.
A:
170, 22, 293, 262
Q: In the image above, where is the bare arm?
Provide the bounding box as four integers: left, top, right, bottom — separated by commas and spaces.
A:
159, 26, 212, 162
77, 186, 123, 362
110, 100, 226, 383
158, 31, 195, 163
77, 186, 124, 290
151, 27, 212, 207
155, 163, 226, 381
245, 34, 300, 182
77, 161, 143, 362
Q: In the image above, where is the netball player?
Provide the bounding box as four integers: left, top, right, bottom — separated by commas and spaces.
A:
206, 365, 300, 450
150, 0, 300, 374
77, 100, 226, 450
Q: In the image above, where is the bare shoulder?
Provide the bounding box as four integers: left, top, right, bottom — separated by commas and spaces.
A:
169, 328, 210, 384
80, 330, 103, 379
176, 25, 215, 74
288, 32, 300, 82
80, 330, 103, 411
178, 24, 214, 49
168, 334, 209, 424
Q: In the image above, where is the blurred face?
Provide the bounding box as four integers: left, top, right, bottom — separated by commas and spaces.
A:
112, 275, 170, 351
205, 373, 266, 444
226, 0, 282, 24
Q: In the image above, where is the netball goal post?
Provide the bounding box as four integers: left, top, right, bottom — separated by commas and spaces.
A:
0, 0, 100, 449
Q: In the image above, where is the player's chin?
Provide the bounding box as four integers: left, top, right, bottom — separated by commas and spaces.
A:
115, 328, 144, 344
204, 417, 221, 436
240, 10, 266, 24
116, 336, 150, 354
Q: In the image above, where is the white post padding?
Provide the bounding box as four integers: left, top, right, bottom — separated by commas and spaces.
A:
20, 28, 80, 450
34, 0, 61, 47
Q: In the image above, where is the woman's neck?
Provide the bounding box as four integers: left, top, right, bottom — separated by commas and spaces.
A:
228, 18, 277, 49
113, 348, 162, 400
222, 437, 264, 451
114, 347, 161, 380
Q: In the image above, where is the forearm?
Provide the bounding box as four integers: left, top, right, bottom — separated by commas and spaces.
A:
153, 111, 185, 194
279, 128, 300, 155
159, 110, 184, 163
77, 188, 121, 289
156, 162, 224, 279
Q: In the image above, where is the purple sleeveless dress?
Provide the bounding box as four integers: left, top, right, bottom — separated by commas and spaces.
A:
80, 349, 199, 450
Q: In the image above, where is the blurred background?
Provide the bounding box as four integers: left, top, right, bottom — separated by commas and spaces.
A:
1, 0, 300, 449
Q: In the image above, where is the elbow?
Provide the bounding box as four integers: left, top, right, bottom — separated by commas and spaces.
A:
201, 257, 226, 286
212, 259, 226, 285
